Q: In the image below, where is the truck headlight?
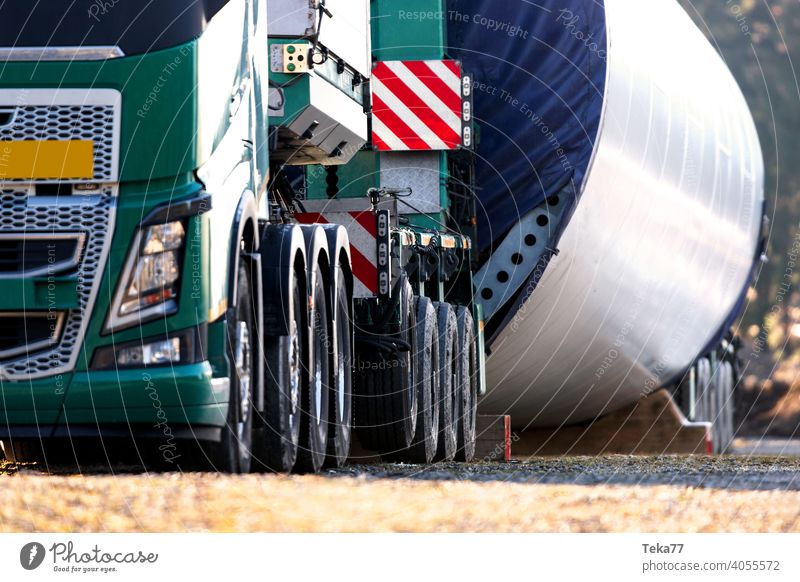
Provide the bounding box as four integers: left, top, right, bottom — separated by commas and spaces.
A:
105, 220, 186, 332
91, 327, 203, 370
120, 247, 182, 315
117, 337, 181, 366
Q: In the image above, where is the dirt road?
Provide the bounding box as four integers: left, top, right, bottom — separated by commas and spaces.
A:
2, 456, 800, 533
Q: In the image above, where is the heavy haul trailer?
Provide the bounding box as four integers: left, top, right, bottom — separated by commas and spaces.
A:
271, 0, 765, 457
0, 0, 483, 472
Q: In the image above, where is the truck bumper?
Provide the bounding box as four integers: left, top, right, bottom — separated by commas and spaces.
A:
0, 362, 229, 442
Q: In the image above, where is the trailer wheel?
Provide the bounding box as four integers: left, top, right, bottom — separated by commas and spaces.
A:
325, 266, 352, 467
433, 302, 458, 462
691, 356, 728, 453
256, 265, 304, 473
295, 260, 331, 473
392, 297, 440, 463
455, 307, 477, 462
353, 279, 417, 453
691, 357, 735, 455
712, 360, 736, 454
712, 362, 724, 453
207, 259, 256, 473
695, 357, 712, 423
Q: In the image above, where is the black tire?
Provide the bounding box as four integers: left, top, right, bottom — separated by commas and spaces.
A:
392, 297, 439, 463
433, 302, 458, 462
724, 360, 736, 449
254, 264, 304, 473
710, 361, 722, 453
325, 265, 352, 467
353, 280, 416, 453
295, 260, 331, 473
712, 360, 735, 454
696, 357, 712, 423
455, 306, 477, 462
677, 365, 695, 418
206, 259, 256, 473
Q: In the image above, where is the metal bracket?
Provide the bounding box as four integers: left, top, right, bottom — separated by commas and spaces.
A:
376, 209, 391, 298
475, 191, 571, 320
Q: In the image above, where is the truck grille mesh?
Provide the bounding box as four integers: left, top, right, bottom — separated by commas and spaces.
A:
0, 188, 116, 380
0, 105, 116, 182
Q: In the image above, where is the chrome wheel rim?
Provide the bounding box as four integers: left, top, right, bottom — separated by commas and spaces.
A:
337, 348, 346, 423
312, 299, 323, 426
406, 304, 415, 415
451, 343, 458, 420
235, 321, 252, 443
430, 332, 439, 437
288, 319, 301, 434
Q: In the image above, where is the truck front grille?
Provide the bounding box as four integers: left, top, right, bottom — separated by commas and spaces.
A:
0, 89, 120, 183
0, 88, 120, 380
0, 232, 85, 276
0, 313, 65, 360
0, 188, 116, 380
0, 105, 116, 182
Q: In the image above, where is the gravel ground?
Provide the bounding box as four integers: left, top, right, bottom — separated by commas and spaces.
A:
336, 456, 800, 490
2, 455, 800, 532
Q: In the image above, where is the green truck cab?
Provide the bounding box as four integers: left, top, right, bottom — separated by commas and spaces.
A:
0, 0, 272, 471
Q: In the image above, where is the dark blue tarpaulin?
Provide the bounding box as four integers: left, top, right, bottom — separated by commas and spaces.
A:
446, 0, 607, 254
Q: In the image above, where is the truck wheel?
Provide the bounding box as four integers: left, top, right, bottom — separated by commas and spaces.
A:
392, 297, 440, 463
208, 259, 256, 473
326, 266, 352, 467
455, 307, 477, 462
354, 279, 417, 453
295, 260, 330, 473
433, 302, 458, 462
257, 266, 304, 473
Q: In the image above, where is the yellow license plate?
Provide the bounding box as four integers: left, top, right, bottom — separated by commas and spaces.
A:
0, 140, 94, 180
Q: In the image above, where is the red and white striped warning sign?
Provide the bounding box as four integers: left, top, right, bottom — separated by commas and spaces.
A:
372, 60, 465, 151
295, 211, 384, 298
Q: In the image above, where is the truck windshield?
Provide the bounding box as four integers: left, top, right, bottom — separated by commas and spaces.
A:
0, 0, 229, 56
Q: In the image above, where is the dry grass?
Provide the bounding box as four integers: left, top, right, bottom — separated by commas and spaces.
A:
2, 462, 800, 532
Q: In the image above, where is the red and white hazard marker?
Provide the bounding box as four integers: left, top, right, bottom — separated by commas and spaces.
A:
372, 60, 467, 151
295, 211, 383, 298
